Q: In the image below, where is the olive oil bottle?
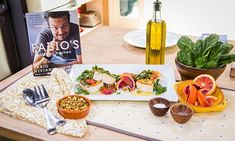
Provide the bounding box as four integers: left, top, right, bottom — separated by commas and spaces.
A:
146, 0, 166, 64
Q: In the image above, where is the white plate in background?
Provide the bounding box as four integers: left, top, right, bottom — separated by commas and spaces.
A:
70, 64, 178, 102
123, 29, 181, 48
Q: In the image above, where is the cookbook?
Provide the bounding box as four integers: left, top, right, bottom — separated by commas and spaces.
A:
26, 10, 82, 76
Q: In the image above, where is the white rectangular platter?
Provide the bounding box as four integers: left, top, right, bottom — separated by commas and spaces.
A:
70, 64, 178, 102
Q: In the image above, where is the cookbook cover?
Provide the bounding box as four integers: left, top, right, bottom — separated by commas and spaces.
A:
26, 10, 82, 76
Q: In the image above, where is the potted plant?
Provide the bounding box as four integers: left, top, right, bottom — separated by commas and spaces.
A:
175, 34, 235, 80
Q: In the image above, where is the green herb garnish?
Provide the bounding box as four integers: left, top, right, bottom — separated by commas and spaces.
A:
76, 70, 94, 81
153, 79, 167, 95
75, 86, 89, 95
134, 70, 152, 80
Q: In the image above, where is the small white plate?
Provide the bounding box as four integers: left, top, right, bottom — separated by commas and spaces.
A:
123, 29, 181, 48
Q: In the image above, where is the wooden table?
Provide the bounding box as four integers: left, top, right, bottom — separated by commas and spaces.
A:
1, 26, 235, 141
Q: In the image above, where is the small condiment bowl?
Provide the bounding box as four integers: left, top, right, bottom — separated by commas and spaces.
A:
56, 95, 91, 119
170, 103, 193, 124
149, 97, 171, 117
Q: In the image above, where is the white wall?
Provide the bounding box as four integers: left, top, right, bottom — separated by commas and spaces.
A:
143, 0, 235, 40
26, 0, 73, 12
0, 28, 11, 80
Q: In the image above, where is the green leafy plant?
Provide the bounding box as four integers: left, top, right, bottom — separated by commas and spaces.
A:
177, 34, 235, 68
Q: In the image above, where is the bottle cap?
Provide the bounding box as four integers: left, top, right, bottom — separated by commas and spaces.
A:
154, 0, 161, 11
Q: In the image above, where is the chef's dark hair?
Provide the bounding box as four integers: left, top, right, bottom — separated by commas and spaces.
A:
44, 11, 70, 23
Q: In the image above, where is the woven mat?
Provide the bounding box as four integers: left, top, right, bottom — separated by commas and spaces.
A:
0, 68, 87, 137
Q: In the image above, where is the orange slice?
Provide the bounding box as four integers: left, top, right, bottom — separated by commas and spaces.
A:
205, 95, 218, 106
186, 84, 198, 105
197, 89, 210, 107
193, 74, 216, 95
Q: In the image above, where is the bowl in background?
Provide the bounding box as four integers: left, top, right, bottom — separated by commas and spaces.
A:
175, 58, 226, 80
170, 103, 193, 124
56, 95, 91, 119
149, 97, 171, 117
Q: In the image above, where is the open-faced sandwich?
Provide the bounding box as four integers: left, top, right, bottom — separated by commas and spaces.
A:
76, 66, 118, 95
134, 70, 166, 94
76, 70, 104, 94
92, 66, 117, 95
92, 66, 116, 85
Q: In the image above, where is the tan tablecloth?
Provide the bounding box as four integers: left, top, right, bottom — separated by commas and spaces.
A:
0, 69, 87, 137
87, 92, 235, 140
1, 68, 235, 140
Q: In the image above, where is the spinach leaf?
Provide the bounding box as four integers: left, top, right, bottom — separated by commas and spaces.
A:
177, 36, 195, 66
220, 44, 233, 54
195, 56, 207, 68
177, 50, 194, 66
192, 40, 203, 58
217, 54, 235, 68
204, 34, 220, 49
202, 34, 219, 59
204, 61, 218, 68
208, 42, 223, 61
177, 36, 194, 50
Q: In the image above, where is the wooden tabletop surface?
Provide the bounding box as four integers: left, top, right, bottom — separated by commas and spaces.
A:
0, 26, 235, 141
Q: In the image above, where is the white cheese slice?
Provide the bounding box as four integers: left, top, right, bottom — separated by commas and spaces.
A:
93, 71, 116, 84
93, 71, 103, 81
101, 73, 116, 84
78, 81, 103, 93
136, 79, 153, 93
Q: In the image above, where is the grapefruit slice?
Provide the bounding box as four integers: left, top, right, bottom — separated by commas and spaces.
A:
197, 89, 210, 107
193, 74, 216, 95
117, 75, 135, 91
186, 84, 198, 105
183, 83, 201, 96
205, 95, 218, 106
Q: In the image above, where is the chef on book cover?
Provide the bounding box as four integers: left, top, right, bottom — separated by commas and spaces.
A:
26, 10, 82, 76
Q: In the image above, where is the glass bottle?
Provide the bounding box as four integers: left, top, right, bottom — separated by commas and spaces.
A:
146, 0, 166, 64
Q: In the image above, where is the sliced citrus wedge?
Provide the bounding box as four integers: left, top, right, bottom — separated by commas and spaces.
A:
174, 81, 226, 113
117, 74, 135, 91
193, 74, 216, 95
186, 84, 198, 105
205, 95, 218, 106
197, 89, 210, 107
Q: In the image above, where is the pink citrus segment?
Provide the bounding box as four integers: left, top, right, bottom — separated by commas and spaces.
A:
117, 74, 135, 91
